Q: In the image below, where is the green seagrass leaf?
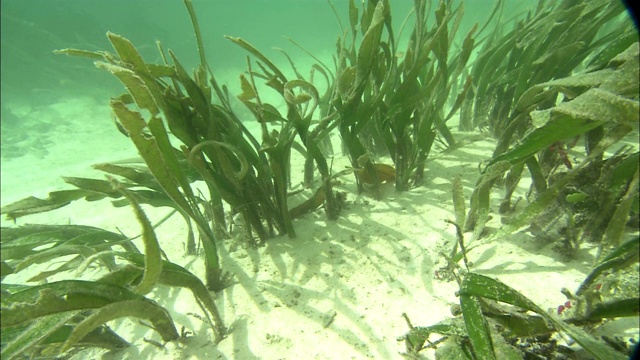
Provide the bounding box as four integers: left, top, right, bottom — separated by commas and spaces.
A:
14, 246, 94, 273
1, 261, 13, 278
115, 251, 226, 342
355, 1, 385, 86
113, 102, 222, 276
97, 62, 160, 116
110, 178, 162, 296
225, 36, 287, 82
260, 103, 287, 123
148, 116, 198, 204
109, 101, 190, 214
554, 88, 639, 125
53, 48, 110, 61
459, 295, 497, 360
0, 311, 79, 359
603, 168, 639, 247
577, 237, 640, 297
1, 190, 97, 221
587, 298, 640, 320
460, 273, 626, 360
348, 0, 358, 35
452, 175, 466, 227
147, 63, 176, 78
337, 66, 357, 99
93, 163, 160, 191
61, 299, 178, 352
26, 257, 84, 283
487, 113, 605, 168
62, 177, 123, 197
1, 280, 147, 327
434, 336, 475, 359
107, 32, 150, 76
1, 225, 128, 263
168, 51, 211, 119
39, 323, 130, 351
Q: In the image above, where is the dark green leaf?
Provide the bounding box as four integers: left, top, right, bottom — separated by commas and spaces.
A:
460, 295, 496, 360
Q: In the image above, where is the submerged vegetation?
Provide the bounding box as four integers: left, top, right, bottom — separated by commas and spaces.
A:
1, 0, 638, 358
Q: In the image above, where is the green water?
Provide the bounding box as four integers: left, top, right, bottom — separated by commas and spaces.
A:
0, 0, 530, 103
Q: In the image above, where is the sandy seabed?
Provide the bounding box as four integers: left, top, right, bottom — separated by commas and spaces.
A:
1, 92, 638, 360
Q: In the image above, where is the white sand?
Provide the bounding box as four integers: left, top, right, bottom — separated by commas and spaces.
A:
1, 93, 637, 359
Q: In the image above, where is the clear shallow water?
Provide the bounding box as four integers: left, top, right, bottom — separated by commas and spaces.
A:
1, 0, 529, 102
0, 2, 638, 359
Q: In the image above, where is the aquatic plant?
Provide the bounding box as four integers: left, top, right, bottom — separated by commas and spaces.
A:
408, 96, 638, 357
43, 0, 338, 292
224, 36, 342, 222
430, 0, 638, 260
52, 31, 234, 290
1, 180, 226, 359
1, 160, 206, 255
401, 252, 638, 358
401, 234, 638, 359
460, 1, 638, 250
329, 0, 475, 192
461, 40, 639, 256
459, 0, 633, 136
